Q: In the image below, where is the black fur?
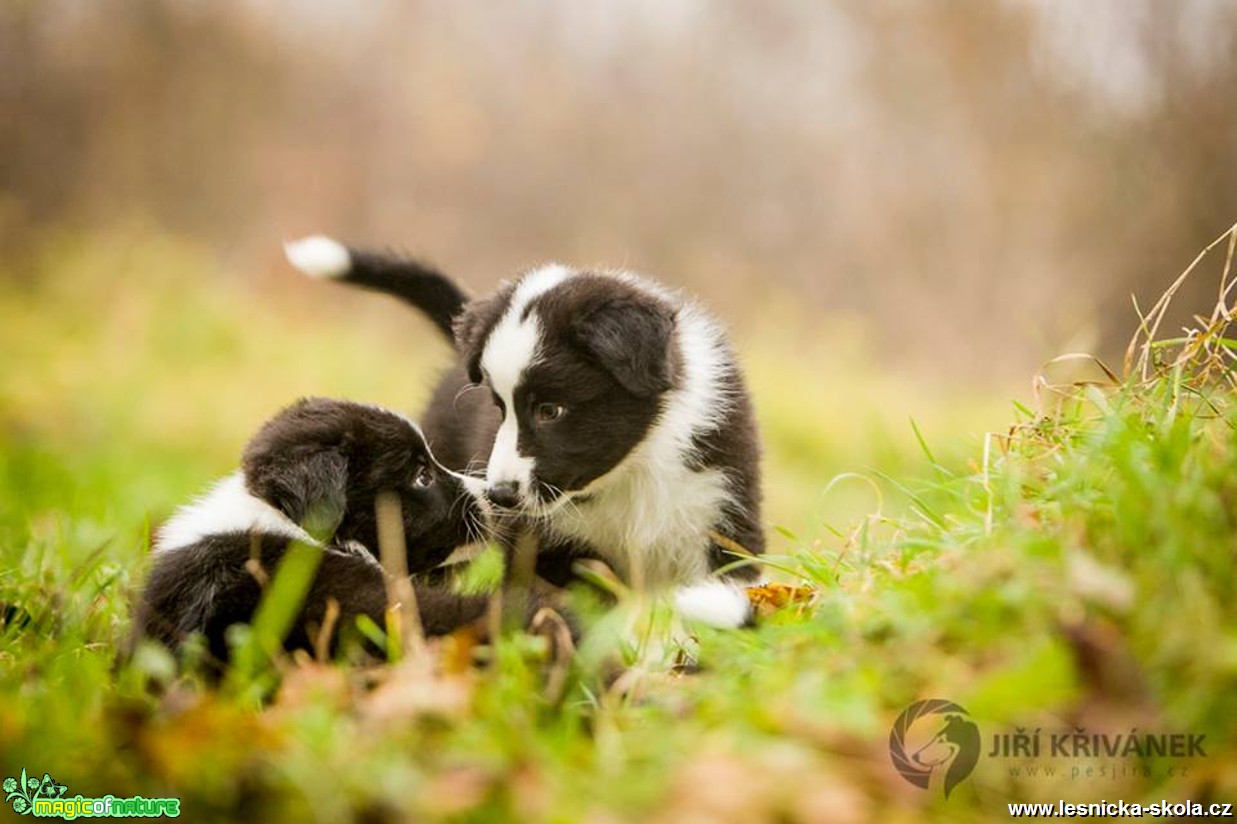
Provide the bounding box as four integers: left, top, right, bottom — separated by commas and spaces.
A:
565, 285, 679, 398
135, 398, 492, 667
331, 249, 468, 339
138, 533, 491, 667
241, 399, 475, 567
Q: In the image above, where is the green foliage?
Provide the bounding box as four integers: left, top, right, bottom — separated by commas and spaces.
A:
452, 544, 507, 596
225, 540, 326, 701
2, 228, 1235, 821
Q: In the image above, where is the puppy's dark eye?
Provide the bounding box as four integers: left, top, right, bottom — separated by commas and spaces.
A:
534, 402, 566, 424
413, 466, 433, 488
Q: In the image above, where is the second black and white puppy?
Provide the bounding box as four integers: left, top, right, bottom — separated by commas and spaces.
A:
136, 397, 495, 666
285, 237, 764, 628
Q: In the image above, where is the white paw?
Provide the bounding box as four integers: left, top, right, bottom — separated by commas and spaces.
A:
674, 581, 751, 628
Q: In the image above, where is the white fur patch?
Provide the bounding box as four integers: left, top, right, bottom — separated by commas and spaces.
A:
448, 467, 488, 500
284, 235, 352, 279
155, 472, 319, 552
674, 581, 752, 628
480, 264, 572, 494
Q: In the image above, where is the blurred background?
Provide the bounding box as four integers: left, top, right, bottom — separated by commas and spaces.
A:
3, 0, 1237, 537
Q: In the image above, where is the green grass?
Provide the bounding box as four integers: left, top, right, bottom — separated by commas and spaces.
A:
2, 227, 1236, 822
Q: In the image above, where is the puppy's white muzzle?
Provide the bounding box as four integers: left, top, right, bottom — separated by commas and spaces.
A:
486, 413, 534, 508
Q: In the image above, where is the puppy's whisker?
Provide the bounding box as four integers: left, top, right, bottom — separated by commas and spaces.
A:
447, 490, 469, 521
532, 481, 582, 523
452, 492, 489, 545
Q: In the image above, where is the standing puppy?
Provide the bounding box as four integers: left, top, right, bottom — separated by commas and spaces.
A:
137, 397, 493, 666
286, 238, 763, 628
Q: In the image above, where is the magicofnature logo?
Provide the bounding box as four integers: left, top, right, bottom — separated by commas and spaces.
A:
889, 699, 981, 799
3, 768, 180, 818
4, 770, 67, 815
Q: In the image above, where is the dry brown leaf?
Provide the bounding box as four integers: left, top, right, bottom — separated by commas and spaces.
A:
440, 623, 483, 676
417, 767, 492, 817
138, 697, 278, 786
272, 660, 353, 712
360, 660, 474, 726
746, 583, 816, 618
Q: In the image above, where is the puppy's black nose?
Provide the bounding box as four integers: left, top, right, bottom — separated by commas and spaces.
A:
487, 481, 521, 509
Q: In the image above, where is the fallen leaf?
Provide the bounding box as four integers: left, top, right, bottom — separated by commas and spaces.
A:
746, 583, 816, 618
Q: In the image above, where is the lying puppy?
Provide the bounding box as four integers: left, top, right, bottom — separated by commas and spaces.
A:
136, 397, 497, 666
286, 237, 764, 627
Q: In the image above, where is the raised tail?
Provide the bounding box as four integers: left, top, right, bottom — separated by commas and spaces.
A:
284, 235, 468, 340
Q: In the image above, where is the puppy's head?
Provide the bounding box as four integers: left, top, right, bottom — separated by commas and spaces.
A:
455, 267, 679, 513
242, 398, 486, 570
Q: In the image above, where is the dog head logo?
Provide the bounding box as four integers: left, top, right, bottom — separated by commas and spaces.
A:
889, 699, 980, 799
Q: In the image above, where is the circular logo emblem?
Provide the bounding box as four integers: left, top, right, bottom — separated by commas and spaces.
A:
889, 699, 980, 799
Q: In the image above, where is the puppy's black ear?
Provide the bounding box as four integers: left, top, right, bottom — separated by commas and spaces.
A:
242, 401, 351, 540
252, 450, 348, 540
453, 282, 516, 384
571, 298, 677, 396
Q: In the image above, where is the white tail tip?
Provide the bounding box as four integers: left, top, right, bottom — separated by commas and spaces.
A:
284, 235, 351, 279
674, 581, 751, 628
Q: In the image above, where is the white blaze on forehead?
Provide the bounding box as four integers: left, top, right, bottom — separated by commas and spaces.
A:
480, 264, 573, 490
482, 314, 542, 403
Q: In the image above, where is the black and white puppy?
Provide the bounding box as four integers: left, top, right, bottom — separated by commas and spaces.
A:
285, 237, 764, 628
136, 397, 494, 665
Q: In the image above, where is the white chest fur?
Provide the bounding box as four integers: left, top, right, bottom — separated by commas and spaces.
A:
546, 456, 729, 588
